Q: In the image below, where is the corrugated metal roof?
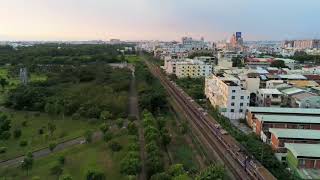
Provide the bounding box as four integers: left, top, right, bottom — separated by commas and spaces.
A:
278, 74, 307, 80
258, 89, 282, 95
255, 114, 320, 124
285, 143, 320, 158
248, 107, 320, 115
280, 87, 305, 95
269, 128, 320, 140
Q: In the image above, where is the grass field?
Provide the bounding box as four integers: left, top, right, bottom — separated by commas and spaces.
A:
126, 55, 140, 64
0, 110, 99, 161
0, 135, 134, 180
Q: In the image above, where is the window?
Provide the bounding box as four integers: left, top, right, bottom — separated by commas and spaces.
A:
232, 96, 235, 99
240, 103, 243, 106
241, 96, 244, 99
231, 102, 235, 106
230, 109, 234, 112
232, 90, 236, 93
239, 109, 243, 112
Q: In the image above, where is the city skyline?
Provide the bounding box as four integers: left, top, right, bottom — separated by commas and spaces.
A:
1, 0, 320, 41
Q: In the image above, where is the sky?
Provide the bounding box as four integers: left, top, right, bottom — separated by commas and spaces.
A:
1, 0, 320, 41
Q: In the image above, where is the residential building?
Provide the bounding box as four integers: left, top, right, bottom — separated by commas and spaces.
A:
205, 74, 249, 120
164, 58, 212, 78
256, 89, 282, 107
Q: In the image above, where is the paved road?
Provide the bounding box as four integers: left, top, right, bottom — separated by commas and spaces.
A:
0, 132, 102, 167
129, 73, 147, 180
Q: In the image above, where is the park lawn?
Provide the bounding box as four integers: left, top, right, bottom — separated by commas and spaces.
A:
0, 135, 134, 180
0, 110, 99, 161
126, 55, 140, 63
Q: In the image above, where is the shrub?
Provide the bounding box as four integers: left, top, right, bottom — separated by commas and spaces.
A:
116, 118, 124, 128
59, 156, 65, 165
20, 140, 28, 147
103, 132, 113, 142
88, 118, 99, 124
128, 122, 138, 135
86, 169, 106, 180
99, 123, 109, 134
50, 163, 63, 175
14, 129, 22, 138
49, 142, 57, 151
59, 174, 73, 180
71, 113, 80, 120
22, 120, 28, 127
0, 131, 11, 140
0, 147, 7, 153
109, 141, 122, 152
38, 128, 44, 135
85, 130, 93, 143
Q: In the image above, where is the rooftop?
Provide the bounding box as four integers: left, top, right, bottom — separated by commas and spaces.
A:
255, 114, 320, 124
285, 143, 320, 158
258, 89, 282, 95
269, 128, 320, 140
278, 74, 307, 80
280, 87, 305, 95
274, 58, 296, 63
248, 107, 320, 115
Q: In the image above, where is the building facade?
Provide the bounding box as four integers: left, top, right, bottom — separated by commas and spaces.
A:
205, 74, 249, 120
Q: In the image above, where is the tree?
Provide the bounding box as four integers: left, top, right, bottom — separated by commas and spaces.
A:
128, 122, 138, 135
0, 78, 8, 90
232, 56, 244, 67
48, 122, 56, 137
59, 174, 73, 180
99, 123, 109, 134
85, 130, 93, 143
150, 172, 171, 180
270, 60, 286, 68
14, 128, 22, 138
116, 118, 124, 128
86, 169, 106, 180
120, 152, 141, 176
109, 141, 122, 152
21, 152, 34, 175
45, 103, 57, 116
0, 114, 11, 140
168, 164, 185, 177
59, 156, 66, 165
99, 111, 112, 121
103, 132, 113, 142
49, 142, 57, 152
195, 164, 225, 180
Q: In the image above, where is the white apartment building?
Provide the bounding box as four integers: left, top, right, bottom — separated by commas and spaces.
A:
165, 58, 212, 78
256, 89, 282, 107
205, 74, 250, 120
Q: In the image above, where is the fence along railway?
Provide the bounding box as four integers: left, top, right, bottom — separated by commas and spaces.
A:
144, 59, 276, 180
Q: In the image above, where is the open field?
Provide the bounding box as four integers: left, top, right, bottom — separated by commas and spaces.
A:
0, 110, 99, 161
126, 55, 140, 64
0, 134, 134, 180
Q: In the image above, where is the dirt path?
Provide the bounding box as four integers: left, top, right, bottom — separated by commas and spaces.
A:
129, 72, 147, 180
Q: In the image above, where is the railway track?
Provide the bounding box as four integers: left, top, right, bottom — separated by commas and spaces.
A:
144, 59, 276, 180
